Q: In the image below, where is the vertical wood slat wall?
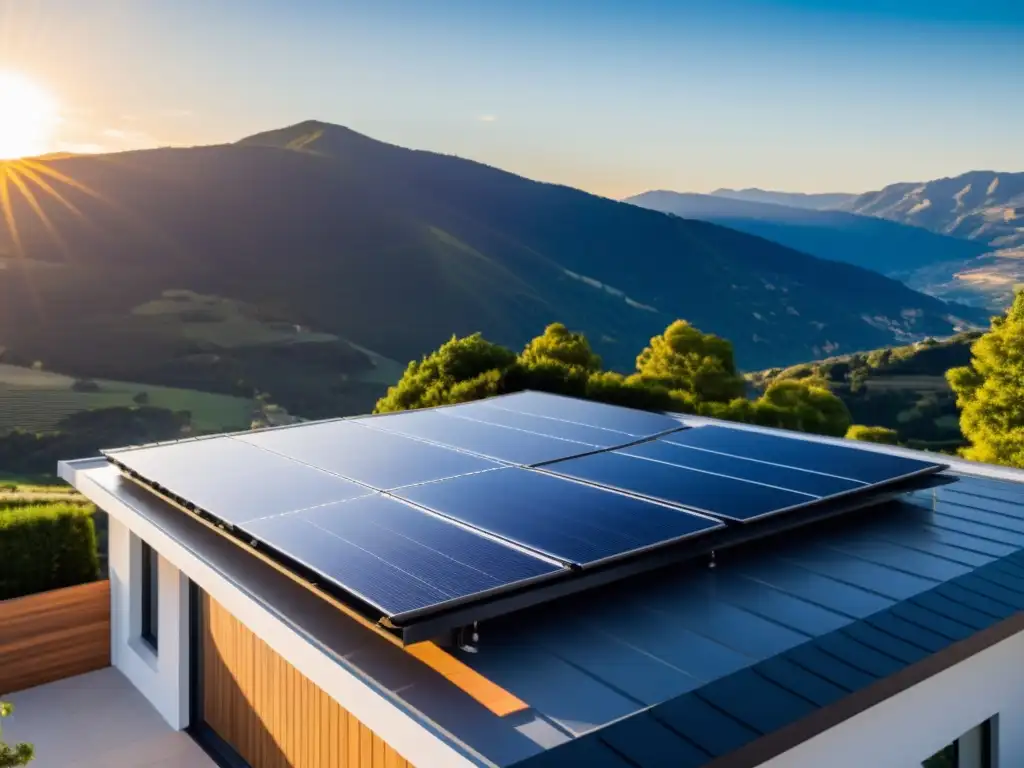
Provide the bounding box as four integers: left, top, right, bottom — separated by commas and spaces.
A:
0, 580, 111, 695
202, 593, 414, 768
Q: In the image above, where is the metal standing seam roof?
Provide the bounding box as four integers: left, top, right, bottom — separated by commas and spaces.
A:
66, 399, 1024, 768
446, 472, 1024, 767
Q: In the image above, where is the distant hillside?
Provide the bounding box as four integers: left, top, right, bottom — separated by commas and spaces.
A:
842, 171, 1024, 251
0, 121, 986, 420
625, 191, 991, 276
710, 188, 856, 211
750, 332, 983, 451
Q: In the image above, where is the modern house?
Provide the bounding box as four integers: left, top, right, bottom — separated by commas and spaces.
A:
47, 390, 1024, 767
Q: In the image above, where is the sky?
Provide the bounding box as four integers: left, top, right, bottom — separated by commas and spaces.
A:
1, 0, 1022, 198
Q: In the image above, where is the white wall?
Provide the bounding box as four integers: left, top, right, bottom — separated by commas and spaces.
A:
760, 629, 1024, 768
107, 515, 191, 730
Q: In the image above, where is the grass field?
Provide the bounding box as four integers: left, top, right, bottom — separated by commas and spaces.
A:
132, 289, 339, 347
0, 363, 255, 433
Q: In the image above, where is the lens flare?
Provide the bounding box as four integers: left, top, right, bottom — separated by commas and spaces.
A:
0, 71, 59, 160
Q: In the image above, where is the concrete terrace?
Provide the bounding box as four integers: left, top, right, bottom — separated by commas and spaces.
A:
3, 668, 214, 768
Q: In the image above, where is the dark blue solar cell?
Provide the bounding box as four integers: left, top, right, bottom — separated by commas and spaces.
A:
663, 426, 943, 484
622, 439, 864, 497
487, 391, 684, 437
439, 400, 639, 448
543, 451, 813, 521
235, 421, 500, 490
243, 495, 564, 618
395, 467, 722, 566
355, 409, 597, 465
107, 437, 371, 525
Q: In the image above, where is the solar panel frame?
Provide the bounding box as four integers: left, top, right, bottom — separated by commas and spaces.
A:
351, 408, 610, 465
432, 401, 660, 448
481, 390, 687, 437
241, 494, 567, 621
100, 395, 949, 644
660, 425, 944, 486
393, 466, 726, 568
537, 451, 819, 523
234, 419, 504, 490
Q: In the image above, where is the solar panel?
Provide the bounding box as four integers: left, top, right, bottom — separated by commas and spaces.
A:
355, 409, 599, 465
394, 467, 724, 566
621, 439, 864, 497
106, 437, 371, 525
488, 390, 684, 436
235, 420, 501, 490
542, 451, 815, 521
243, 494, 563, 620
435, 400, 647, 447
103, 396, 946, 643
663, 426, 943, 484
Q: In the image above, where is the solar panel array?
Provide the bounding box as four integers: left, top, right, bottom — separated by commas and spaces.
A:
105, 391, 946, 639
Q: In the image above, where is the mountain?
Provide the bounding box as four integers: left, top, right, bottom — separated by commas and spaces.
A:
710, 188, 856, 210
624, 191, 991, 276
841, 171, 1024, 251
0, 121, 985, 419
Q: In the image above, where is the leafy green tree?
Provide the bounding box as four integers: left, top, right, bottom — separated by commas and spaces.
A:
519, 323, 601, 372
0, 702, 34, 767
375, 333, 517, 413
845, 425, 899, 445
948, 291, 1024, 467
374, 320, 851, 439
754, 379, 851, 437
635, 320, 745, 402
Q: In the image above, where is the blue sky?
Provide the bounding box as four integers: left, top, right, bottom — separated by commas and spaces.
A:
2, 0, 1022, 196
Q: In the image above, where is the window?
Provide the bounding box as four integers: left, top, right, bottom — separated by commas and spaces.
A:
923, 719, 993, 768
141, 541, 159, 652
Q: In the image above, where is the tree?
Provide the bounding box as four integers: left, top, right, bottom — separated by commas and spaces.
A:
756, 379, 851, 437
0, 702, 33, 767
375, 333, 518, 413
634, 320, 745, 402
374, 320, 852, 439
519, 323, 601, 372
948, 291, 1024, 467
132, 391, 150, 405
845, 425, 899, 445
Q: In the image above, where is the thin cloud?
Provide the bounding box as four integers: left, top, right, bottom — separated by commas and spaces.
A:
100, 127, 161, 149
55, 142, 105, 155
477, 115, 497, 123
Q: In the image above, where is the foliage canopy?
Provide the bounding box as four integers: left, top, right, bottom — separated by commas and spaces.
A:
0, 702, 33, 767
948, 291, 1024, 467
376, 320, 851, 438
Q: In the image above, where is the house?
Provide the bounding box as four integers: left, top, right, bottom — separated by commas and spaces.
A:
51, 390, 1024, 767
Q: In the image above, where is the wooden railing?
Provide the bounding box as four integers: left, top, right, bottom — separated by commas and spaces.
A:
0, 580, 111, 695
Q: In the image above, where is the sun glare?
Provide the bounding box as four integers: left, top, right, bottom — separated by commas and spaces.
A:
0, 71, 59, 160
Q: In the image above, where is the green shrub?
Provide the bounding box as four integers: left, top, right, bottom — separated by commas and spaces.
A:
0, 503, 100, 600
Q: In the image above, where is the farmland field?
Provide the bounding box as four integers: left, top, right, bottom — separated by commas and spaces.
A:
0, 363, 255, 433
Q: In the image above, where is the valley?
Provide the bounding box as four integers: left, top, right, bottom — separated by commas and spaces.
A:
0, 123, 986, 429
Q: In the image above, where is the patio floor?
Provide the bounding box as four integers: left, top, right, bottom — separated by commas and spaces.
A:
3, 667, 215, 768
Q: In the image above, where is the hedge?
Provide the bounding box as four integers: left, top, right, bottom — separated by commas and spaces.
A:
0, 504, 100, 600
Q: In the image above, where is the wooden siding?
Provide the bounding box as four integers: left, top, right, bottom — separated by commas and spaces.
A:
0, 580, 111, 695
202, 593, 414, 768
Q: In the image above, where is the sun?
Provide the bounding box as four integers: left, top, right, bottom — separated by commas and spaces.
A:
0, 71, 59, 160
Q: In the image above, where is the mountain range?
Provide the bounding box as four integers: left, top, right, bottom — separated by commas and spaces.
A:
0, 121, 985, 417
624, 191, 991, 276
709, 188, 856, 211
840, 171, 1024, 251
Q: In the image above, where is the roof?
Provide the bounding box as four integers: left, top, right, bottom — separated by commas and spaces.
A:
62, 410, 1024, 768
